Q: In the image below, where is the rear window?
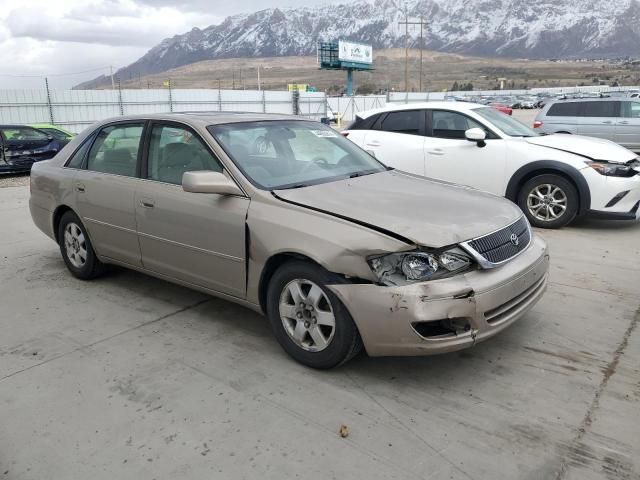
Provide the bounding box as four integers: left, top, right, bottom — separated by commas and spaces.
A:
547, 102, 581, 117
378, 110, 421, 135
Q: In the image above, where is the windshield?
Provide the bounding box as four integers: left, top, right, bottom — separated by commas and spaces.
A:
474, 107, 539, 137
209, 121, 388, 190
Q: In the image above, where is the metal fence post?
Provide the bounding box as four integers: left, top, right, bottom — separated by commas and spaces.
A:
262, 90, 267, 113
218, 88, 222, 111
168, 79, 173, 112
117, 78, 124, 116
44, 77, 54, 124
292, 90, 300, 115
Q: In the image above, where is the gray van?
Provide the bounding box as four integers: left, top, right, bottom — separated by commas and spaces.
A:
534, 98, 640, 152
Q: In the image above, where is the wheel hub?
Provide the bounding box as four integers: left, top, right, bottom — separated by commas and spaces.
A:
279, 279, 336, 352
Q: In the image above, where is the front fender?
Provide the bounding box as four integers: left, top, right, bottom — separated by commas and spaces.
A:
505, 160, 591, 216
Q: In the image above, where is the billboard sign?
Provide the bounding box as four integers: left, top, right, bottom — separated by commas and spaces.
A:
338, 41, 373, 65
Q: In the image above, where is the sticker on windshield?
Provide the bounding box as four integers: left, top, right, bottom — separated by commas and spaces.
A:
311, 130, 338, 138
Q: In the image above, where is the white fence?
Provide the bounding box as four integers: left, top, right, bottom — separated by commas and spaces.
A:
2, 86, 639, 133
0, 89, 297, 133
327, 95, 386, 122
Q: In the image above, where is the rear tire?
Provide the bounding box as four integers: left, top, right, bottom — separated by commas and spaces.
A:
266, 261, 363, 369
58, 210, 106, 280
518, 174, 578, 229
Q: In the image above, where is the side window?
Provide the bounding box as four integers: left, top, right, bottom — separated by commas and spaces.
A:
582, 101, 619, 118
431, 110, 486, 140
547, 102, 581, 117
65, 136, 93, 169
86, 124, 144, 177
622, 102, 640, 119
147, 124, 222, 185
378, 110, 421, 135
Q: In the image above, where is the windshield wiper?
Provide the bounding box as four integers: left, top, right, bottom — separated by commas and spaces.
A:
348, 170, 379, 179
281, 183, 310, 189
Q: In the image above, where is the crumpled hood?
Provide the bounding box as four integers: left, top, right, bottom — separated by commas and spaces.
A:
525, 134, 637, 163
274, 170, 523, 247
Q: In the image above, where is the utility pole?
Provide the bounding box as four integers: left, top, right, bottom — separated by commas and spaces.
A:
232, 70, 235, 90
110, 65, 115, 90
257, 65, 261, 91
398, 16, 428, 92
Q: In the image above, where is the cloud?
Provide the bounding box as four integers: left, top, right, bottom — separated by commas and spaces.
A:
6, 0, 221, 47
0, 0, 346, 89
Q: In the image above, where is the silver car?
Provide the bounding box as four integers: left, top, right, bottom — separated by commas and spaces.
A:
534, 98, 640, 152
29, 113, 549, 368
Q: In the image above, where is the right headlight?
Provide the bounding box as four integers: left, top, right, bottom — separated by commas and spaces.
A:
586, 160, 639, 177
368, 248, 473, 286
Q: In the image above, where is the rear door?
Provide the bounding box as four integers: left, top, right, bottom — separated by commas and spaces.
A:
361, 109, 426, 175
577, 101, 621, 141
616, 101, 640, 151
73, 122, 145, 267
134, 121, 249, 298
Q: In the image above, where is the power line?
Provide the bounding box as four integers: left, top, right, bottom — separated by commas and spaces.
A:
0, 66, 112, 78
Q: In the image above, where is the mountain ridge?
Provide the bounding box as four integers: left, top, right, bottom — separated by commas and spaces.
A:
77, 0, 640, 89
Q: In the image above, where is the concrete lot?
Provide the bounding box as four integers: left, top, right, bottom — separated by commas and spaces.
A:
0, 181, 638, 480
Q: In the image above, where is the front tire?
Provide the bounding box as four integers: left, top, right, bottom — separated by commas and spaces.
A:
58, 210, 106, 280
266, 261, 363, 369
518, 174, 578, 228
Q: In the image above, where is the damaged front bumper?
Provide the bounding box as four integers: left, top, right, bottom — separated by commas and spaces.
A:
328, 234, 549, 357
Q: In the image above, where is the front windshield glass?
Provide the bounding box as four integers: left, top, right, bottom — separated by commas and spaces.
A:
208, 121, 388, 190
474, 107, 539, 137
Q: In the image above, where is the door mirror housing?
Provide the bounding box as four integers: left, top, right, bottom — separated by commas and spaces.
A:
182, 171, 243, 196
465, 128, 486, 147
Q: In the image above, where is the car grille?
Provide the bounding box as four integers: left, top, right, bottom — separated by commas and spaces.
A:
466, 216, 531, 265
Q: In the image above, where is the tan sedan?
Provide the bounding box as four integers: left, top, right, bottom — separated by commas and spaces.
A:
29, 113, 549, 368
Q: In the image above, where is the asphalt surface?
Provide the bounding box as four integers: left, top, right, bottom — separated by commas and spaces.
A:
1, 180, 639, 480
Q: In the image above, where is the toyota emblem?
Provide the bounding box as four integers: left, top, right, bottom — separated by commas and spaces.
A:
510, 233, 519, 246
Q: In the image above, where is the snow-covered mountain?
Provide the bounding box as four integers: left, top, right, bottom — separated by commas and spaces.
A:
79, 0, 640, 87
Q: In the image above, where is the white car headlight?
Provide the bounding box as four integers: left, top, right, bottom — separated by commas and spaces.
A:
368, 248, 473, 286
586, 160, 639, 178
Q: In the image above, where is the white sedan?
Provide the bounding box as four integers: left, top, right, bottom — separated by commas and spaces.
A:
343, 102, 640, 228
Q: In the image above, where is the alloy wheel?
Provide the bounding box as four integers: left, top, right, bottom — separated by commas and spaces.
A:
64, 222, 88, 268
527, 183, 568, 222
279, 279, 336, 352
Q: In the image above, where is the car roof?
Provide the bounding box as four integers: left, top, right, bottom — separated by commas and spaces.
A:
354, 101, 486, 119
90, 112, 314, 129
0, 125, 41, 129
550, 97, 635, 103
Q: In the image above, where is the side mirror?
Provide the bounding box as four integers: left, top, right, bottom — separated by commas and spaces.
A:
465, 128, 486, 147
182, 171, 243, 196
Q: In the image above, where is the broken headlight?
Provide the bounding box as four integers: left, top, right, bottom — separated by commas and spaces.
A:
368, 248, 473, 286
586, 160, 639, 177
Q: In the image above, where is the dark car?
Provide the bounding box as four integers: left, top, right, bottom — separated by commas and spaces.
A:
0, 125, 63, 174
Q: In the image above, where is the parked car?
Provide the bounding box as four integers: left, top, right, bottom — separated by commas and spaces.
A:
30, 124, 75, 145
0, 125, 64, 174
488, 103, 513, 115
29, 113, 549, 368
343, 102, 640, 228
534, 98, 640, 152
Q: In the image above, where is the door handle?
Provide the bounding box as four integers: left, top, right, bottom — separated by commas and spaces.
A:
366, 140, 381, 147
618, 121, 629, 125
427, 149, 444, 156
139, 199, 155, 208
75, 183, 85, 193
602, 121, 613, 124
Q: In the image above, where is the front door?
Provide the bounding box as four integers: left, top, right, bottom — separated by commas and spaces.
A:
73, 122, 145, 267
135, 122, 249, 298
424, 109, 507, 196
